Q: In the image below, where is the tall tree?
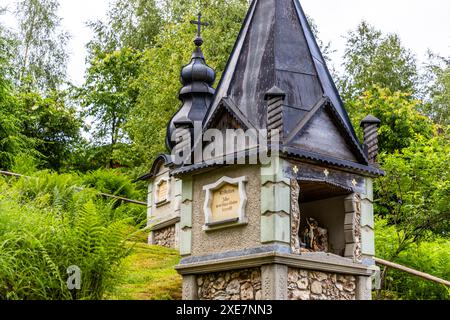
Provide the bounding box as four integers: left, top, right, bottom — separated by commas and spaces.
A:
0, 7, 19, 82
375, 132, 450, 298
423, 53, 450, 126
0, 19, 30, 169
10, 0, 82, 170
79, 0, 163, 168
78, 48, 142, 167
15, 0, 70, 92
341, 21, 418, 101
17, 90, 82, 170
347, 86, 434, 154
87, 0, 162, 54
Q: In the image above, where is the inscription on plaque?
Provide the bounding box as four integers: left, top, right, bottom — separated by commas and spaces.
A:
203, 176, 248, 229
211, 184, 240, 223
156, 179, 169, 204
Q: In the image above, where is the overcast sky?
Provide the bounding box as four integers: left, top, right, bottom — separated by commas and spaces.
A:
2, 0, 449, 86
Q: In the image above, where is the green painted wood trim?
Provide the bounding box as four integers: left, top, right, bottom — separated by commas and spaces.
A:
182, 178, 193, 202
261, 183, 291, 214
261, 157, 290, 185
361, 227, 375, 256
261, 214, 290, 244
180, 229, 192, 256
361, 200, 374, 229
179, 178, 194, 256
173, 179, 183, 197
261, 157, 291, 244
181, 202, 193, 229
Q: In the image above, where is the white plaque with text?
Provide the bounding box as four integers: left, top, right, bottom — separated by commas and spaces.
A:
203, 176, 248, 230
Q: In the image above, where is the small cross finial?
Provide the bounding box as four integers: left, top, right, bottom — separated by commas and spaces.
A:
190, 13, 209, 47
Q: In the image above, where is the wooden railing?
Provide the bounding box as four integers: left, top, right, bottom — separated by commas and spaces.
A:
374, 257, 450, 287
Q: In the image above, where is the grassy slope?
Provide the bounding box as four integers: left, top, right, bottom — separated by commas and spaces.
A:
107, 243, 182, 300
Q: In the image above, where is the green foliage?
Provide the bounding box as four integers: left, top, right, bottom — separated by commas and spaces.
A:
347, 86, 434, 153
78, 48, 143, 166
342, 29, 449, 300
0, 172, 142, 300
423, 53, 450, 126
81, 169, 147, 224
11, 153, 39, 175
13, 170, 82, 213
376, 133, 450, 249
341, 21, 418, 101
79, 0, 163, 170
1, 0, 448, 302
0, 30, 32, 170
0, 86, 81, 171
87, 0, 162, 52
0, 2, 82, 171
15, 0, 70, 92
376, 218, 450, 300
82, 170, 143, 199
16, 90, 82, 170
0, 91, 31, 170
0, 14, 19, 82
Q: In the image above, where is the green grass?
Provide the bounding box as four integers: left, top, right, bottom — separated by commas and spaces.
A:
106, 243, 182, 300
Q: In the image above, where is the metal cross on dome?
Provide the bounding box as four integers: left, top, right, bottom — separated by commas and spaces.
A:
190, 13, 209, 47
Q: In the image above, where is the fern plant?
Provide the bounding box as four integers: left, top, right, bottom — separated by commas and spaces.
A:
0, 171, 142, 300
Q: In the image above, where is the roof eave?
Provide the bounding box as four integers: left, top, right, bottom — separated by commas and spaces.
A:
281, 147, 385, 177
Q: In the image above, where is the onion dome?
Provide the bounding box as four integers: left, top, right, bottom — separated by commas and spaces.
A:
166, 14, 216, 151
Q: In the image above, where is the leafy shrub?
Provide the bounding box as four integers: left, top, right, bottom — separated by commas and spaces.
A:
82, 169, 144, 200
376, 218, 450, 300
0, 172, 141, 300
81, 169, 147, 224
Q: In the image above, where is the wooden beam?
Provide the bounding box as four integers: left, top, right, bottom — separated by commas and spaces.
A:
374, 257, 450, 287
0, 170, 24, 178
97, 192, 147, 206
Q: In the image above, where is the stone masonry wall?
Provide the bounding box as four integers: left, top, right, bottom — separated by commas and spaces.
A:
288, 268, 356, 300
197, 268, 262, 300
153, 225, 176, 248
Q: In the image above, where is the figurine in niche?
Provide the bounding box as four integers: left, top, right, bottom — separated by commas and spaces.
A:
301, 217, 329, 253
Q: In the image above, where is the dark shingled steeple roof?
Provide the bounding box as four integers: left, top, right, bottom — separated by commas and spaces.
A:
163, 0, 385, 177
206, 0, 354, 132
165, 29, 216, 150
202, 0, 371, 165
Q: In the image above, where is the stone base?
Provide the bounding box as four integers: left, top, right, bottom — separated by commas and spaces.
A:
177, 250, 374, 300
288, 268, 356, 300
149, 217, 180, 249
152, 225, 176, 248
197, 268, 262, 300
